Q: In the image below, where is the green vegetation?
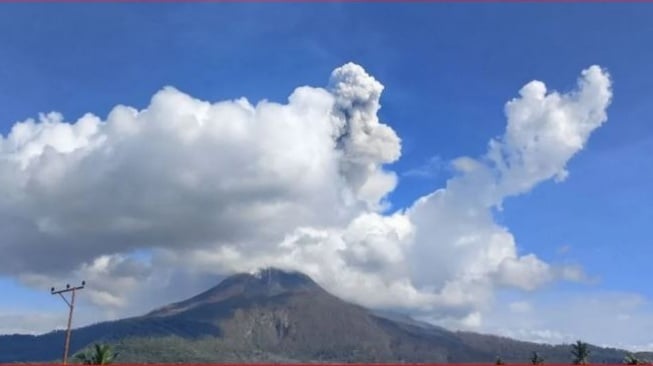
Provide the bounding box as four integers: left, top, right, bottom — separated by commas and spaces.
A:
73, 343, 118, 365
530, 351, 544, 364
624, 353, 651, 365
571, 340, 590, 365
110, 336, 300, 363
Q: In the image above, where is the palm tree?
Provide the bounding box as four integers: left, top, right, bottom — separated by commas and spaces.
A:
73, 343, 118, 365
625, 354, 642, 365
530, 351, 544, 364
571, 340, 590, 365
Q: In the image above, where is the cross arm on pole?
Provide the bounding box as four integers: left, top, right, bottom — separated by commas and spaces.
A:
51, 283, 85, 295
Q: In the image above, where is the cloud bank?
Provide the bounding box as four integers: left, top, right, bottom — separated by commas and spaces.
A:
0, 63, 612, 331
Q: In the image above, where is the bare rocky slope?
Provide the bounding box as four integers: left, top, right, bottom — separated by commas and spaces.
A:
1, 268, 651, 363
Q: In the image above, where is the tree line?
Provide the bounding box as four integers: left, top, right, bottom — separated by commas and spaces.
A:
495, 340, 650, 365
72, 340, 650, 365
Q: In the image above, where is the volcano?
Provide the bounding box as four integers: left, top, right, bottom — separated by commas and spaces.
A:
1, 268, 649, 363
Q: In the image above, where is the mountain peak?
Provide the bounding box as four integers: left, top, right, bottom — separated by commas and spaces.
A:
213, 267, 321, 298
147, 267, 322, 317
248, 267, 317, 287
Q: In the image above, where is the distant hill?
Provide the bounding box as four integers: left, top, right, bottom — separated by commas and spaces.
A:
1, 268, 651, 363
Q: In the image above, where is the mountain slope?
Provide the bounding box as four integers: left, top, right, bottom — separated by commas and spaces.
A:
1, 268, 650, 363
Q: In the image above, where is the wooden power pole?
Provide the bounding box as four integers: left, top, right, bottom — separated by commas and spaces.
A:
51, 281, 85, 365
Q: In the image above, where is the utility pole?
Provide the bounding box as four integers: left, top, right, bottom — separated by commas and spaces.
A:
51, 281, 85, 365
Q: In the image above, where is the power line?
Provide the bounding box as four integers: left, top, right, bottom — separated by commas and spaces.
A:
51, 281, 85, 365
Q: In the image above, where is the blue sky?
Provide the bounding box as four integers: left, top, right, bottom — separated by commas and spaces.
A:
1, 3, 653, 347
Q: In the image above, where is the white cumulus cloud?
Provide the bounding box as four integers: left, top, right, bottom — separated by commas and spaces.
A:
0, 62, 612, 332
